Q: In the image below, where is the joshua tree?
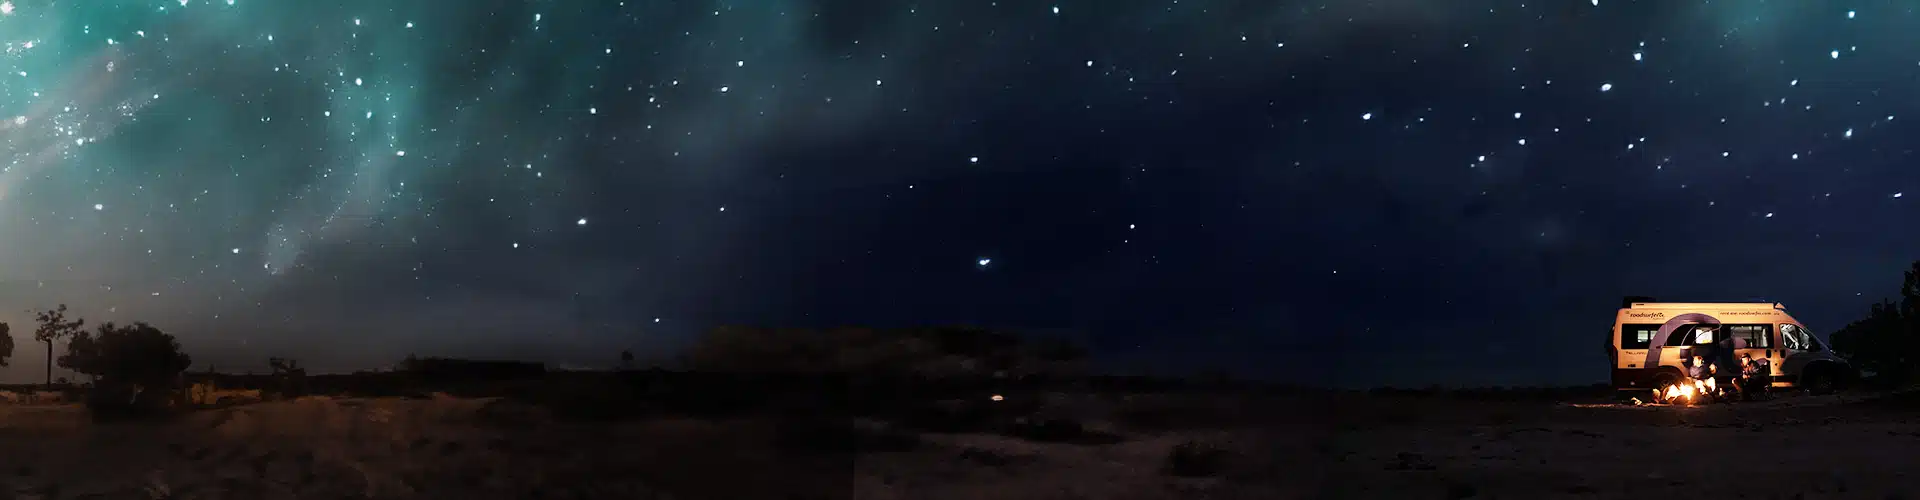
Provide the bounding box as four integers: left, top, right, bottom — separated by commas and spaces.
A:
32, 305, 85, 389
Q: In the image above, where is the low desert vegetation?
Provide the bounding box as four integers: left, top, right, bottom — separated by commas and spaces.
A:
0, 261, 1915, 498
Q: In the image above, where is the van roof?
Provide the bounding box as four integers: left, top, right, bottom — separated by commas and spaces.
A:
1625, 302, 1785, 310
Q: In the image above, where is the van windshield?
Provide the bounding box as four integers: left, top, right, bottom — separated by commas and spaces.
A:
1781, 324, 1820, 351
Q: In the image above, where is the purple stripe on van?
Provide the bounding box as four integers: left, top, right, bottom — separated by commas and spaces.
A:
1644, 313, 1722, 368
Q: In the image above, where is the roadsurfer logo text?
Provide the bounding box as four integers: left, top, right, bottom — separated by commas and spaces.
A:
1627, 312, 1666, 319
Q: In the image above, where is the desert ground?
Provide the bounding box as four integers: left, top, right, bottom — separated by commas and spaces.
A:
0, 386, 1916, 499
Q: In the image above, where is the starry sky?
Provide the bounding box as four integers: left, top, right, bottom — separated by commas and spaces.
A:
0, 0, 1916, 387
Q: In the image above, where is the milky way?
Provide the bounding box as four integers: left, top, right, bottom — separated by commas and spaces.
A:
0, 0, 1915, 385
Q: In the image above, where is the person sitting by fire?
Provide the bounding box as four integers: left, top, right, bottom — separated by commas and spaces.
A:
1689, 354, 1718, 403
1742, 353, 1773, 401
1713, 333, 1741, 400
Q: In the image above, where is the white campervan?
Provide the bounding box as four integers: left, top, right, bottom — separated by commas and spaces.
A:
1608, 301, 1853, 396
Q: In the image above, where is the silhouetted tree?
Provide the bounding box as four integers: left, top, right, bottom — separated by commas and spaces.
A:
1831, 260, 1920, 386
61, 322, 192, 419
0, 322, 12, 367
267, 357, 308, 398
32, 305, 85, 389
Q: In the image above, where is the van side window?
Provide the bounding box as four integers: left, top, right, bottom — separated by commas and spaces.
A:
1729, 324, 1772, 348
1621, 324, 1660, 349
1664, 325, 1700, 347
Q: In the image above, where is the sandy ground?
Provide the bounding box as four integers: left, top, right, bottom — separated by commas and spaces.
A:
0, 391, 1912, 499
1305, 392, 1920, 500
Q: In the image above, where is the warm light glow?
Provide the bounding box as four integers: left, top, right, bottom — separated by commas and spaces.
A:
990, 394, 1004, 402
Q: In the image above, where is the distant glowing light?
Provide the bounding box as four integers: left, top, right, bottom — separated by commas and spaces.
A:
1848, 10, 1856, 19
0, 2, 14, 15
1599, 83, 1613, 92
1051, 5, 1060, 14
93, 204, 104, 211
576, 217, 588, 226
1831, 50, 1841, 59
977, 258, 993, 267
1895, 193, 1905, 199
1844, 128, 1854, 138
969, 156, 980, 163
1632, 52, 1643, 62
1361, 112, 1373, 120
231, 248, 241, 254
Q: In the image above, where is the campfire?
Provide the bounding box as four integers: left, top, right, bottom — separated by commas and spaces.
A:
1657, 377, 1718, 405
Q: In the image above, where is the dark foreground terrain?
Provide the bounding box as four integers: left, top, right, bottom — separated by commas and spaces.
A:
1, 380, 1916, 499
1306, 390, 1920, 500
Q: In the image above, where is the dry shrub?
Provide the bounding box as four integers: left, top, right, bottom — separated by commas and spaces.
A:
1001, 418, 1123, 445
473, 399, 551, 429
771, 417, 922, 453
1164, 440, 1232, 477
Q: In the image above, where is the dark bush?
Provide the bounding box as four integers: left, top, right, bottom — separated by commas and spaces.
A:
1163, 440, 1232, 477
60, 322, 192, 421
1003, 418, 1125, 445
1831, 261, 1920, 387
892, 398, 1000, 433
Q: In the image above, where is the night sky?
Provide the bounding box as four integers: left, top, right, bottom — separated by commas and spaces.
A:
0, 0, 1916, 388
